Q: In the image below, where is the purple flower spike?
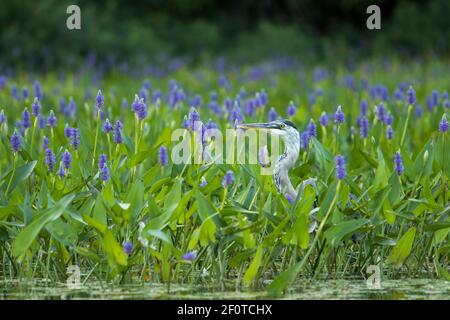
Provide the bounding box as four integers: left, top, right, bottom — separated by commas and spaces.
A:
136, 98, 148, 120
47, 110, 57, 128
62, 150, 72, 170
407, 86, 416, 105
439, 115, 449, 133
159, 146, 168, 166
95, 89, 104, 112
113, 120, 123, 144
57, 164, 65, 178
258, 146, 269, 168
42, 136, 49, 150
376, 103, 386, 123
182, 251, 197, 262
360, 100, 368, 116
286, 194, 294, 205
70, 128, 80, 150
334, 106, 344, 124
199, 177, 208, 188
98, 154, 107, 170
103, 118, 113, 133
188, 108, 200, 130
319, 112, 329, 127
10, 131, 22, 153
394, 151, 404, 176
22, 108, 31, 129
287, 102, 296, 117
37, 114, 46, 129
100, 165, 110, 181
335, 155, 346, 180
386, 125, 394, 140
31, 97, 41, 116
360, 116, 369, 138
64, 124, 72, 138
45, 148, 56, 172
268, 107, 277, 122
123, 241, 133, 255
307, 119, 317, 138
222, 170, 234, 188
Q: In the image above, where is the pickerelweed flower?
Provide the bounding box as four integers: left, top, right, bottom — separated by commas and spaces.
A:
319, 112, 329, 127
230, 105, 243, 125
37, 114, 46, 129
360, 116, 369, 138
376, 103, 386, 123
57, 164, 65, 178
136, 98, 148, 120
159, 146, 168, 166
335, 155, 346, 180
10, 131, 21, 153
62, 150, 72, 170
95, 89, 104, 113
98, 154, 107, 170
31, 97, 41, 116
45, 148, 56, 172
268, 107, 277, 121
42, 136, 49, 150
432, 90, 439, 106
199, 177, 208, 188
123, 242, 133, 255
103, 118, 113, 133
64, 124, 72, 137
443, 92, 449, 101
439, 115, 449, 133
387, 125, 394, 140
222, 170, 234, 188
307, 119, 317, 138
385, 114, 394, 126
113, 120, 123, 144
100, 165, 110, 181
22, 108, 31, 129
360, 100, 368, 115
286, 194, 294, 205
188, 108, 200, 130
34, 81, 42, 100
407, 86, 416, 105
287, 101, 296, 117
47, 110, 57, 127
12, 85, 19, 101
334, 106, 344, 124
258, 146, 269, 167
182, 251, 197, 262
70, 128, 80, 149
132, 94, 141, 112
259, 90, 268, 105
300, 131, 310, 150
394, 151, 404, 176
414, 105, 423, 118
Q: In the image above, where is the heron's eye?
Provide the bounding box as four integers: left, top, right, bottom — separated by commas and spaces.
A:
280, 123, 285, 129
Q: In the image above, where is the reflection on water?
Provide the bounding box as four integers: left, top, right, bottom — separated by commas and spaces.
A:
1, 278, 450, 299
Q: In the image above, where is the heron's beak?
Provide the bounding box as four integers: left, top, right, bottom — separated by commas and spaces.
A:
237, 122, 279, 131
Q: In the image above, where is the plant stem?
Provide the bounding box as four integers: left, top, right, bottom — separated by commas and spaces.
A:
92, 109, 101, 171
400, 105, 412, 148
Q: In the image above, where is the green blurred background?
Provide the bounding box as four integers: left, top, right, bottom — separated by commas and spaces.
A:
1, 0, 449, 68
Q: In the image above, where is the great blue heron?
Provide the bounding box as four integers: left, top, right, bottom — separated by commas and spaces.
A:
237, 119, 318, 215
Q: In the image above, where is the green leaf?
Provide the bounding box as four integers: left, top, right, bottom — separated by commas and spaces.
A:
1, 161, 37, 194
387, 227, 416, 268
103, 230, 128, 267
324, 219, 368, 247
243, 246, 263, 285
93, 195, 107, 226
12, 194, 75, 262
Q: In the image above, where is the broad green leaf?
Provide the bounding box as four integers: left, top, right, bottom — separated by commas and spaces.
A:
1, 161, 37, 194
243, 246, 263, 285
387, 227, 416, 268
103, 230, 128, 267
324, 218, 368, 246
12, 194, 75, 262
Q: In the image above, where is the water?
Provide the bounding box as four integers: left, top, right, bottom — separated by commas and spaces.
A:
1, 278, 449, 299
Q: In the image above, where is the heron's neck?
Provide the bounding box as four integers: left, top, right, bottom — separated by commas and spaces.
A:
274, 135, 300, 198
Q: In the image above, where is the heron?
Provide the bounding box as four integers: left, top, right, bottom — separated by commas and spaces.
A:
237, 119, 318, 230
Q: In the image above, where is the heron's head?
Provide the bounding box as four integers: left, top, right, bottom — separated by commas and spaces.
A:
237, 119, 298, 139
